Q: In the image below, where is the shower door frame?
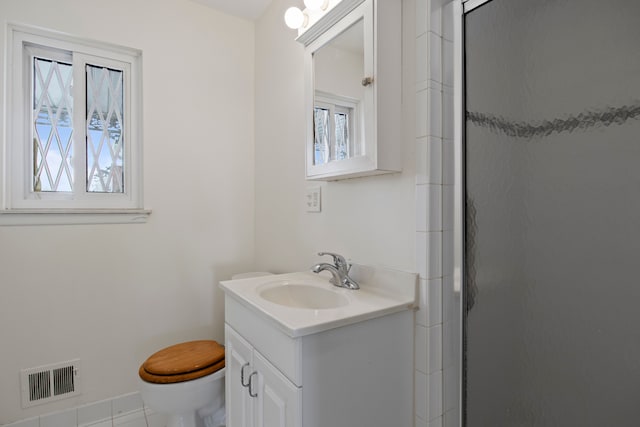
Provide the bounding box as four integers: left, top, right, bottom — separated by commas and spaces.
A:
449, 0, 496, 426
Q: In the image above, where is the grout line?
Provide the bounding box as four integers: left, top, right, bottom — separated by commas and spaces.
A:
143, 403, 149, 427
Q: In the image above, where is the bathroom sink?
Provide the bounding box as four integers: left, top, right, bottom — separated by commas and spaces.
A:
259, 283, 349, 309
219, 268, 417, 337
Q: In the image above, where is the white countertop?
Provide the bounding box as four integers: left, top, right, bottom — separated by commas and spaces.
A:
219, 265, 417, 338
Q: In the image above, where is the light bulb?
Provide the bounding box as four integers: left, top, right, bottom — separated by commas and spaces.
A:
304, 0, 329, 11
284, 7, 308, 29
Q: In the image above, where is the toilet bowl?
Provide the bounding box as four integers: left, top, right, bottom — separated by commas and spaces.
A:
138, 340, 226, 427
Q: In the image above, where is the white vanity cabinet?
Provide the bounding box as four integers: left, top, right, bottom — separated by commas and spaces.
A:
226, 324, 301, 427
223, 291, 414, 427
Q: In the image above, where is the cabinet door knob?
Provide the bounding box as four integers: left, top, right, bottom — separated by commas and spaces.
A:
248, 371, 258, 398
241, 363, 251, 387
361, 76, 374, 86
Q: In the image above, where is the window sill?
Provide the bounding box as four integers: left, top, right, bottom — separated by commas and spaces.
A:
0, 209, 151, 226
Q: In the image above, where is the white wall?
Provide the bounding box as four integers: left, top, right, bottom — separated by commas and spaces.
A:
0, 0, 255, 422
254, 0, 416, 275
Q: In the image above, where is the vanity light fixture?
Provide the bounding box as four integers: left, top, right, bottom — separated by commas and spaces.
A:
304, 0, 329, 10
284, 0, 331, 30
284, 7, 308, 29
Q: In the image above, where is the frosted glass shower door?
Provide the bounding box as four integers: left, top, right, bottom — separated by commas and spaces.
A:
464, 0, 640, 425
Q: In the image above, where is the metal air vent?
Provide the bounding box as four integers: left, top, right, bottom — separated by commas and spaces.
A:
20, 359, 81, 407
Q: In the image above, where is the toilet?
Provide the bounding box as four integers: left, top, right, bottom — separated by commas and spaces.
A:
138, 340, 226, 427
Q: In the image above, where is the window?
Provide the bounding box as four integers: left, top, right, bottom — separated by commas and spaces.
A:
313, 91, 360, 165
3, 25, 146, 224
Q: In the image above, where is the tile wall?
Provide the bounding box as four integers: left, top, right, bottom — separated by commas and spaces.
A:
1, 393, 167, 427
415, 0, 457, 426
440, 2, 458, 426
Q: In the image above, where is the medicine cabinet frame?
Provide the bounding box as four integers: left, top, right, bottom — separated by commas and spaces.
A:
299, 0, 402, 181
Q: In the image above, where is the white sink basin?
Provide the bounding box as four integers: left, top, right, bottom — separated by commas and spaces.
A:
219, 267, 417, 337
259, 283, 349, 309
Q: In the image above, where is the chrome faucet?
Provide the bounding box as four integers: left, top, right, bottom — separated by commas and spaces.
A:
311, 252, 360, 290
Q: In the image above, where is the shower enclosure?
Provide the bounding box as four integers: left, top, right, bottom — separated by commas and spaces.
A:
459, 0, 640, 424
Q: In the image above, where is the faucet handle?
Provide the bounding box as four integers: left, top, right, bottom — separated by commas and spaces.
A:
317, 252, 348, 273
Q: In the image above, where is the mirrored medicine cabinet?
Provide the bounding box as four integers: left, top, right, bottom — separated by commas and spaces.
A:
298, 0, 402, 181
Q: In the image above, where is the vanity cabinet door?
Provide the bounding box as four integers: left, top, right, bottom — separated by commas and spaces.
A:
253, 351, 302, 427
226, 325, 255, 427
227, 324, 302, 427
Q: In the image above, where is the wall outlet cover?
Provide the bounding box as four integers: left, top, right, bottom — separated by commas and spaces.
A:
305, 186, 321, 212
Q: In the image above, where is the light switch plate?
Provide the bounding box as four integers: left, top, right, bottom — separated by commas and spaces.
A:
305, 186, 321, 212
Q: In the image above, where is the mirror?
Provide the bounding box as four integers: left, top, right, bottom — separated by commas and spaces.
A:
301, 0, 401, 181
312, 19, 365, 165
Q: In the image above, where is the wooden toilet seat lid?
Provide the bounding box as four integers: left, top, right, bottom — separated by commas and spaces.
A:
139, 340, 225, 384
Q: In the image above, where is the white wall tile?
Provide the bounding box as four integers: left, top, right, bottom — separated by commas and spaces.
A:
428, 185, 443, 232
417, 0, 444, 37
40, 409, 76, 427
416, 89, 429, 138
442, 275, 455, 324
416, 33, 429, 83
444, 363, 460, 413
442, 139, 454, 185
428, 325, 443, 373
78, 400, 111, 426
428, 370, 443, 421
416, 231, 428, 279
442, 229, 454, 278
442, 185, 454, 231
430, 0, 444, 36
416, 137, 428, 185
442, 320, 453, 370
3, 418, 39, 427
417, 88, 443, 140
415, 324, 428, 374
112, 392, 143, 417
428, 78, 443, 92
416, 2, 449, 426
417, 137, 443, 185
444, 408, 460, 427
442, 38, 454, 88
427, 231, 442, 279
428, 277, 443, 326
415, 371, 428, 421
429, 88, 443, 138
442, 0, 455, 42
442, 86, 454, 140
417, 231, 443, 280
442, 321, 459, 372
429, 32, 443, 84
6, 393, 153, 427
417, 278, 429, 326
416, 79, 429, 92
416, 0, 428, 36
416, 185, 428, 231
427, 137, 443, 185
113, 410, 146, 427
417, 185, 442, 232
